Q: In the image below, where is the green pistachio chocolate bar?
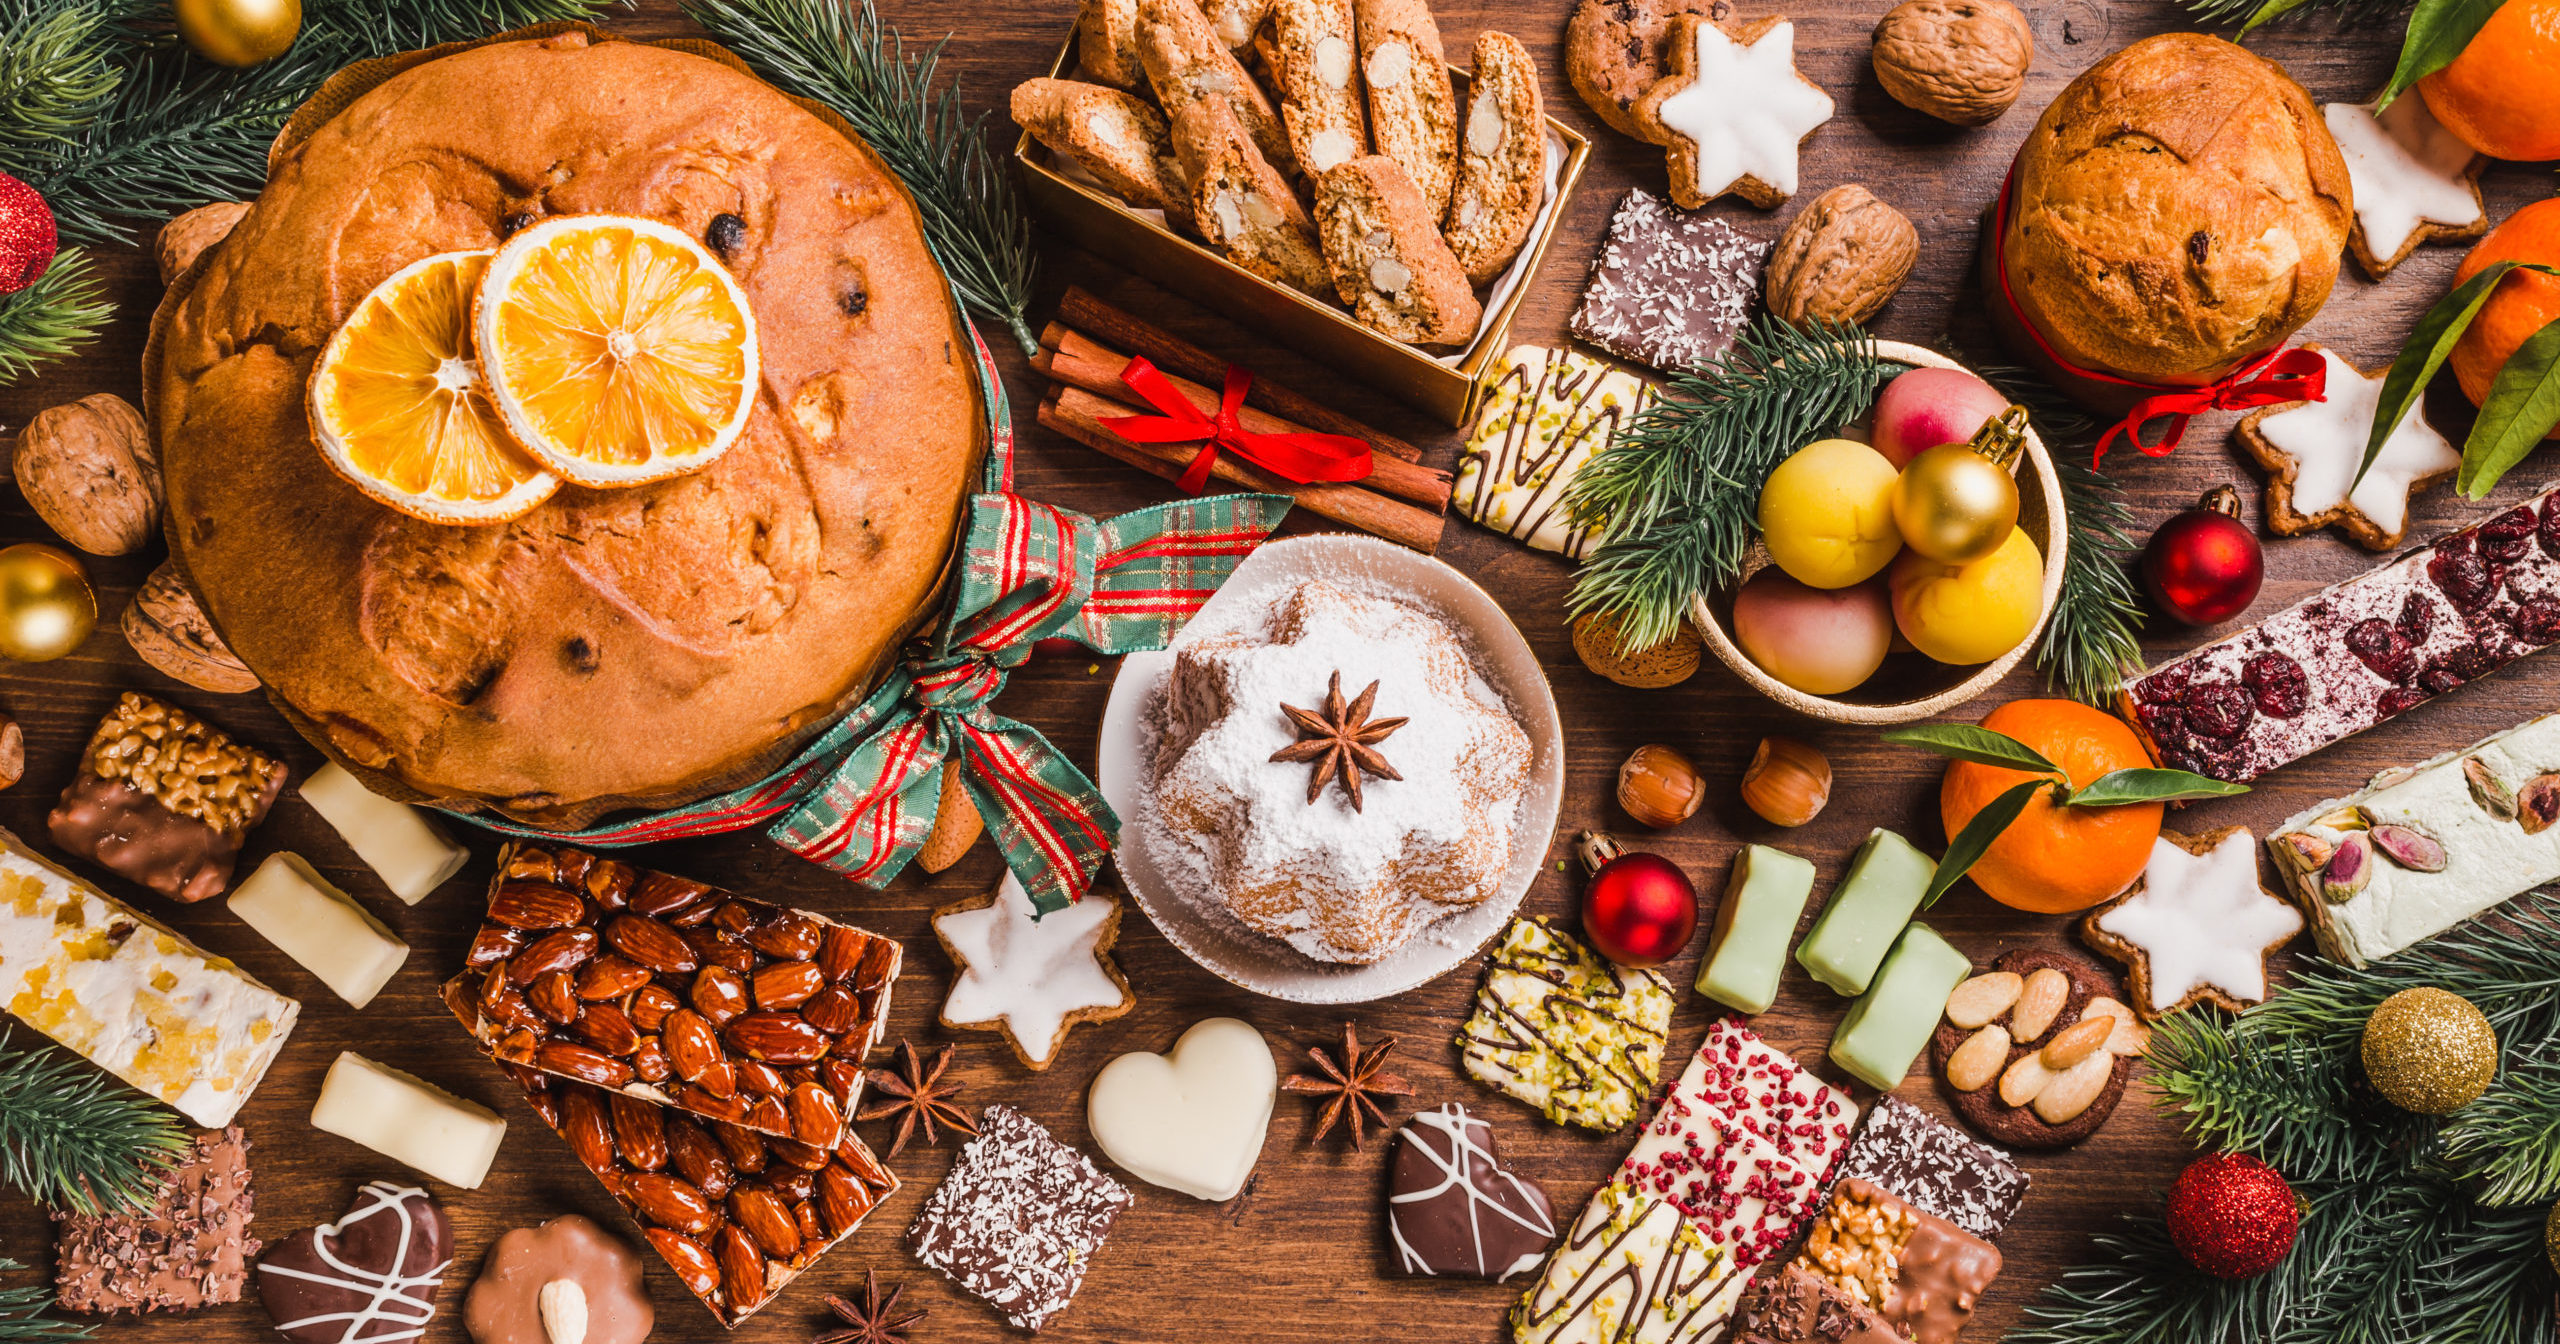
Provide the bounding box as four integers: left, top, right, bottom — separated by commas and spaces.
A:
1459, 917, 1676, 1131
1794, 829, 1936, 996
1696, 845, 1818, 1014
1828, 923, 1971, 1091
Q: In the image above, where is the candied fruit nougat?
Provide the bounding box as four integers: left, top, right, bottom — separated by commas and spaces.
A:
1455, 344, 1656, 558
1459, 916, 1675, 1132
2266, 711, 2560, 967
48, 692, 287, 903
1792, 1179, 2002, 1344
2121, 486, 2560, 784
0, 826, 298, 1127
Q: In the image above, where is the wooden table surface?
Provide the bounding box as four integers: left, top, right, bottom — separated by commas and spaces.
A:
1, 1, 2552, 1340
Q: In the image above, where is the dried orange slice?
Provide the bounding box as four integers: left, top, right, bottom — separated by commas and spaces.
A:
308, 250, 559, 524
474, 215, 759, 487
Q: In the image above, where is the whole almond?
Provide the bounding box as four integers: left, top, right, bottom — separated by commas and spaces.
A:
767, 1136, 833, 1173
575, 955, 652, 1002
664, 1114, 734, 1200
611, 1092, 669, 1172
642, 1229, 719, 1298
537, 1041, 633, 1088
663, 1009, 727, 1084
789, 1082, 843, 1147
728, 1186, 803, 1259
494, 1027, 540, 1065
512, 929, 600, 985
714, 1226, 765, 1309
574, 1002, 641, 1058
1943, 972, 2023, 1029
1945, 1024, 2011, 1092
631, 1039, 672, 1084
691, 966, 751, 1025
716, 1122, 769, 1176
627, 985, 681, 1032
468, 925, 526, 969
2040, 1015, 2114, 1069
528, 971, 581, 1026
815, 1164, 868, 1236
818, 925, 870, 983
630, 871, 712, 918
734, 1059, 790, 1099
608, 914, 698, 975
2011, 968, 2070, 1042
1998, 1051, 2055, 1107
2031, 1049, 2115, 1124
490, 882, 588, 930
2081, 996, 2154, 1056
1764, 184, 1919, 327
801, 986, 861, 1035
726, 1012, 832, 1065
582, 858, 633, 911
746, 1095, 792, 1135
744, 912, 826, 962
689, 1062, 743, 1108
563, 1088, 616, 1174
916, 759, 985, 873
624, 1172, 718, 1235
753, 961, 825, 1010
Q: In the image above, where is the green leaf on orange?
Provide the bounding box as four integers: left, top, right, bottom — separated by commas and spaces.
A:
2065, 768, 2250, 807
2375, 0, 2507, 109
2355, 261, 2560, 493
1880, 723, 2061, 776
2456, 315, 2560, 499
1922, 778, 2045, 909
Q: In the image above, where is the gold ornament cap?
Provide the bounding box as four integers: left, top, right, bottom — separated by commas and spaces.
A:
2361, 986, 2498, 1115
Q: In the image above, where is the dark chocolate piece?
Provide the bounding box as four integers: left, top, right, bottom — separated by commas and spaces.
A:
1386, 1103, 1557, 1281
53, 1126, 258, 1314
1569, 188, 1768, 374
1734, 1265, 1902, 1344
1793, 1179, 2001, 1344
48, 692, 285, 903
1927, 948, 2133, 1149
462, 1216, 652, 1344
908, 1103, 1129, 1331
1831, 1096, 2029, 1241
255, 1181, 450, 1344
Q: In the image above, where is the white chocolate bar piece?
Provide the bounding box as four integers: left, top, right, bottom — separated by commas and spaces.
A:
0, 826, 297, 1127
228, 853, 409, 1009
311, 1052, 506, 1189
298, 764, 469, 905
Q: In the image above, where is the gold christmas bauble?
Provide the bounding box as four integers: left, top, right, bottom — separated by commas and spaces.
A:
1890, 442, 2019, 563
0, 543, 95, 662
174, 0, 301, 68
2361, 987, 2498, 1115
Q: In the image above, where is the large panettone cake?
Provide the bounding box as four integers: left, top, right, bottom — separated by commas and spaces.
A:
149, 32, 984, 826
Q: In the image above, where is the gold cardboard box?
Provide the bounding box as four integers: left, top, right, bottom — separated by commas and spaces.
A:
1014, 36, 1591, 426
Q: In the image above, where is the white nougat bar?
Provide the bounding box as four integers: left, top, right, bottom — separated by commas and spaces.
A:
229, 853, 409, 1009
0, 826, 297, 1126
311, 1052, 506, 1189
299, 763, 469, 905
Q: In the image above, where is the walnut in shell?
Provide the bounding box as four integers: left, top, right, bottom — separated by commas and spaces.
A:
14, 393, 161, 556
123, 560, 258, 694
1871, 0, 2032, 127
156, 202, 251, 285
1764, 184, 1918, 326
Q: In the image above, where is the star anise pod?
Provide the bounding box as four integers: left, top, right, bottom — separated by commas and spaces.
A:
813, 1270, 927, 1344
1280, 1022, 1414, 1149
1270, 670, 1406, 811
855, 1040, 977, 1160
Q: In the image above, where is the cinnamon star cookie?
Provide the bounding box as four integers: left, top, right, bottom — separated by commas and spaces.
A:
934, 871, 1135, 1070
2239, 343, 2459, 551
2324, 96, 2485, 280
2081, 826, 2304, 1021
1630, 14, 1833, 209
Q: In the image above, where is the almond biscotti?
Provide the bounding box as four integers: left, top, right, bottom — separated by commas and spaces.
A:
1270, 0, 1368, 177
1315, 155, 1480, 343
1138, 0, 1299, 177
1354, 0, 1458, 220
1205, 0, 1274, 49
1174, 101, 1332, 292
1013, 79, 1186, 212
1444, 30, 1544, 284
1078, 0, 1146, 88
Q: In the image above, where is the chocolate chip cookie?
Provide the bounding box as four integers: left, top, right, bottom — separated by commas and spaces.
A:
1564, 0, 1733, 138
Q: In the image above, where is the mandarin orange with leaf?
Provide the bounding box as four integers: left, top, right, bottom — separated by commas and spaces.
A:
2447, 199, 2560, 442
1938, 699, 2161, 913
2418, 0, 2560, 163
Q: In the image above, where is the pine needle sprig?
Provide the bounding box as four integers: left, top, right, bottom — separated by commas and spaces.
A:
682, 0, 1039, 356
2439, 1048, 2560, 1206
2146, 1011, 2422, 1186
0, 1259, 88, 1342
2184, 0, 2407, 29
0, 1030, 188, 1215
0, 0, 122, 148
1562, 319, 1891, 652
0, 247, 109, 384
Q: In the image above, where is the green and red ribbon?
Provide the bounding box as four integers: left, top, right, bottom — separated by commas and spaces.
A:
459, 324, 1289, 914
1099, 355, 1373, 493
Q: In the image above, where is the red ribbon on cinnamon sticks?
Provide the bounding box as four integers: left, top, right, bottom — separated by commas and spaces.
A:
1098, 356, 1374, 494
1990, 165, 2328, 466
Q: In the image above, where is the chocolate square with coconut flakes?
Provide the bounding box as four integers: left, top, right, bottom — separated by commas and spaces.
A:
48, 692, 286, 904
909, 1103, 1131, 1331
1569, 188, 1769, 374
1830, 1096, 2029, 1242
53, 1126, 259, 1314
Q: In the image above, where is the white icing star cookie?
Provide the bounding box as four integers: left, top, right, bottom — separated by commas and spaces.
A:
2080, 827, 2304, 1022
2240, 344, 2460, 551
934, 872, 1135, 1069
1631, 15, 1832, 209
2324, 97, 2485, 279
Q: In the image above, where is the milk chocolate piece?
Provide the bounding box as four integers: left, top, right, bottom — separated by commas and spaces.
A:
463, 1216, 652, 1344
256, 1182, 451, 1344
1792, 1178, 2001, 1344
53, 1126, 258, 1314
1386, 1103, 1557, 1281
49, 692, 285, 903
1832, 1096, 2029, 1242
310, 1052, 507, 1190
1734, 1265, 1901, 1344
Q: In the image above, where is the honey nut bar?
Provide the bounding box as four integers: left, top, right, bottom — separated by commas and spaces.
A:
48, 692, 287, 903
445, 843, 900, 1148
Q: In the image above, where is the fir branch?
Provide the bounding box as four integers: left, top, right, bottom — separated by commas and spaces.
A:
682, 0, 1039, 356
2148, 1011, 2423, 1186
0, 1030, 188, 1215
2440, 1047, 2560, 1206
2185, 0, 2408, 29
0, 0, 121, 148
0, 1260, 88, 1342
1562, 320, 1891, 652
0, 247, 109, 384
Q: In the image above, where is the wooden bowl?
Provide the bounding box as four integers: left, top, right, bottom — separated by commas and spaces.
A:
1687, 341, 2070, 725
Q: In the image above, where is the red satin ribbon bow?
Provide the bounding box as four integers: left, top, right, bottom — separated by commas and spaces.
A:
1989, 164, 2329, 466
1098, 356, 1374, 494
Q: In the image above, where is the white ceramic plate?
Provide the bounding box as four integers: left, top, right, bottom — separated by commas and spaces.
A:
1098, 534, 1565, 1004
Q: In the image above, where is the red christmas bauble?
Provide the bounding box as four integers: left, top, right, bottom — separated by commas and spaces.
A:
1582, 851, 1697, 968
2142, 486, 2264, 626
2166, 1152, 2299, 1278
0, 173, 57, 297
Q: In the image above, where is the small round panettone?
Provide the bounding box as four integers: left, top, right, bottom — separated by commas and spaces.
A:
1993, 34, 2350, 393
149, 31, 984, 826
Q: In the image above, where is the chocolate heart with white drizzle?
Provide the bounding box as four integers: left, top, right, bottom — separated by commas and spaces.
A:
1386, 1103, 1557, 1280
256, 1182, 451, 1344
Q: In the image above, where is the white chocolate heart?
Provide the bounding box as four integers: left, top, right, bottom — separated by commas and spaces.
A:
1087, 1017, 1277, 1201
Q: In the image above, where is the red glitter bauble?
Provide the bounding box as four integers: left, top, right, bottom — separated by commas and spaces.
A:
2166, 1152, 2300, 1278
1582, 851, 1697, 968
2142, 488, 2264, 626
0, 173, 56, 297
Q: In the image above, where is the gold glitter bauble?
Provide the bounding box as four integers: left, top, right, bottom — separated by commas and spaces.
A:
2545, 1201, 2559, 1275
2361, 987, 2498, 1115
0, 543, 95, 662
173, 0, 301, 68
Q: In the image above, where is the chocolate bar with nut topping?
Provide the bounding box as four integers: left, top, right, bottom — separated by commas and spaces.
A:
2122, 486, 2560, 783
48, 692, 286, 902
443, 842, 899, 1148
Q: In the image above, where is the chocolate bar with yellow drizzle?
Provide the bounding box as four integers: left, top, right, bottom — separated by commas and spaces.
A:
1457, 916, 1673, 1132
1455, 345, 1655, 559
0, 826, 297, 1126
